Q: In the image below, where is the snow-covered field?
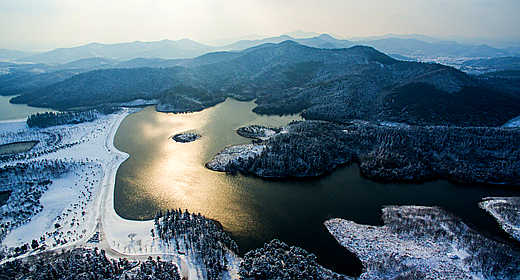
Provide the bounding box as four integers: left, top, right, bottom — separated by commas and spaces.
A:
0, 110, 240, 279
0, 119, 29, 134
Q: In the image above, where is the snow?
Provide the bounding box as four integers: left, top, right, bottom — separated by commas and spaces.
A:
479, 197, 520, 241
379, 121, 410, 127
205, 144, 265, 172
325, 205, 518, 279
117, 99, 158, 107
0, 108, 241, 279
0, 119, 28, 134
503, 115, 520, 128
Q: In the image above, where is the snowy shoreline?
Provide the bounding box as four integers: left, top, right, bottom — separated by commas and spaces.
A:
0, 109, 240, 279
479, 197, 520, 242
4, 110, 520, 279
325, 205, 520, 279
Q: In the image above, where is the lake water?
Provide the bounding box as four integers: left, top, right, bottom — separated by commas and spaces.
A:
0, 95, 54, 121
113, 98, 520, 275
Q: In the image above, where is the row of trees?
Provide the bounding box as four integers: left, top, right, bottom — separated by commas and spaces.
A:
26, 108, 116, 128
0, 247, 181, 279
0, 158, 79, 185
0, 129, 59, 162
154, 209, 238, 280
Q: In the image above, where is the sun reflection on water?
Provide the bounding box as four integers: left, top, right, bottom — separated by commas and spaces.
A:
114, 99, 302, 239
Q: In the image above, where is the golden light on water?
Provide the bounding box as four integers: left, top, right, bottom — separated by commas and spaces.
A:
114, 99, 300, 236
113, 98, 520, 273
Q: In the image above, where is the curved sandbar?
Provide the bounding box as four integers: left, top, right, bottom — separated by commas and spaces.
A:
96, 108, 231, 279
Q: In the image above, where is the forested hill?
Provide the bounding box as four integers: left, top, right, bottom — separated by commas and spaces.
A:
11, 41, 520, 126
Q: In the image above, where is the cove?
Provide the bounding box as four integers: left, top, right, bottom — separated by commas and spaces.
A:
113, 98, 520, 276
0, 95, 54, 121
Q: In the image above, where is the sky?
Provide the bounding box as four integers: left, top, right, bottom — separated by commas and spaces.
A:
1, 0, 520, 51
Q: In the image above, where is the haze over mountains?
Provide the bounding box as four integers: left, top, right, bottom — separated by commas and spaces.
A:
1, 32, 519, 65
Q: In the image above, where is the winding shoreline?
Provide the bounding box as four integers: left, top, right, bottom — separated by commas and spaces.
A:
2, 107, 520, 279
0, 109, 223, 279
86, 108, 206, 279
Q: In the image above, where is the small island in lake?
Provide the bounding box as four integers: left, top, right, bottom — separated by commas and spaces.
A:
172, 132, 201, 143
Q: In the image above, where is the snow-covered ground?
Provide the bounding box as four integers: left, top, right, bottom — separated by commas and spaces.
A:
325, 205, 520, 279
205, 144, 265, 172
479, 197, 520, 242
0, 119, 28, 134
0, 109, 240, 279
503, 115, 520, 128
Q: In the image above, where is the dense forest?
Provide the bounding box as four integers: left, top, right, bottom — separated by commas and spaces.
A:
239, 239, 348, 280
8, 41, 520, 127
154, 209, 239, 280
0, 69, 78, 96
207, 121, 520, 184
26, 108, 117, 128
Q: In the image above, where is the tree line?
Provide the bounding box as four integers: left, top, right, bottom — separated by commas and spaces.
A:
26, 108, 117, 128
239, 239, 348, 280
0, 247, 181, 279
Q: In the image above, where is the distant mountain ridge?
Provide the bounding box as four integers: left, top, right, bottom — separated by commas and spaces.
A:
7, 33, 519, 65
0, 49, 40, 61
10, 41, 520, 127
16, 39, 215, 64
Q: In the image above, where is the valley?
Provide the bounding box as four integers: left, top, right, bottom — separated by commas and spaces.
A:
0, 38, 520, 279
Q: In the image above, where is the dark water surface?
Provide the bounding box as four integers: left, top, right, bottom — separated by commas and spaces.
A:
114, 98, 520, 276
0, 140, 38, 155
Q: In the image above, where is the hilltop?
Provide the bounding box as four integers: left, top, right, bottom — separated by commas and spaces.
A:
9, 41, 520, 127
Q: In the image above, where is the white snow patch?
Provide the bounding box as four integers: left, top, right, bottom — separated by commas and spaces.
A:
503, 115, 520, 128
479, 197, 520, 241
0, 120, 28, 133
205, 144, 264, 171
0, 107, 242, 279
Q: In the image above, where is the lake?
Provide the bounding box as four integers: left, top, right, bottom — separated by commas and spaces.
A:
0, 95, 54, 121
111, 98, 520, 275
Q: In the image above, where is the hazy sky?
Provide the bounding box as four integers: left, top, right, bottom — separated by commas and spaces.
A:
1, 0, 519, 50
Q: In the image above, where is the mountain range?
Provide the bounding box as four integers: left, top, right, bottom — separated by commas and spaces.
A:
9, 40, 520, 127
2, 33, 519, 65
